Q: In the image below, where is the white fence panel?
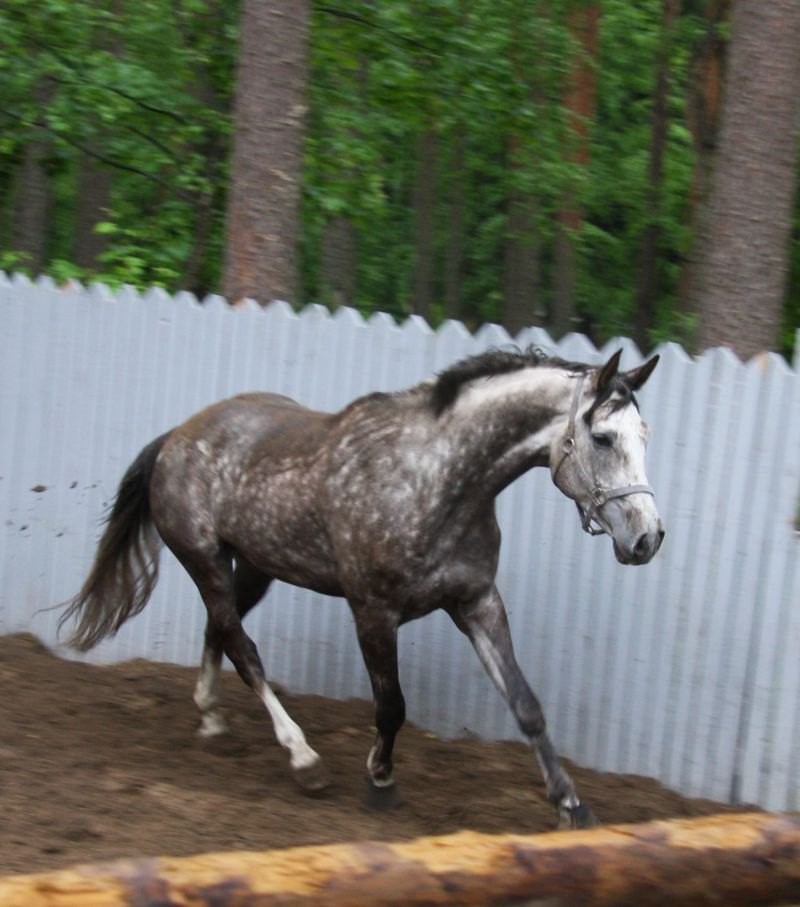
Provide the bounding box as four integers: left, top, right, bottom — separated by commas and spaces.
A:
1, 277, 798, 812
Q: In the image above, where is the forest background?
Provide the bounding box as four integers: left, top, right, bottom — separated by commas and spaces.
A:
1, 0, 798, 360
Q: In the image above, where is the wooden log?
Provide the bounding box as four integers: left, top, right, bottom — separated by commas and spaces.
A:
0, 812, 798, 907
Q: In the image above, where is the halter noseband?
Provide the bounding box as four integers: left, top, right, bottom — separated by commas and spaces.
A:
554, 374, 654, 537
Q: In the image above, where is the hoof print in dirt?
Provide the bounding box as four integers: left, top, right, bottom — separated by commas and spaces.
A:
365, 779, 402, 812
198, 735, 246, 759
292, 759, 331, 795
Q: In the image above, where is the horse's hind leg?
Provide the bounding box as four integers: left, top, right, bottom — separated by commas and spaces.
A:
181, 548, 328, 792
194, 557, 272, 738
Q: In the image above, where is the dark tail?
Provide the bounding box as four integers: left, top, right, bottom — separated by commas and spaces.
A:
59, 433, 169, 651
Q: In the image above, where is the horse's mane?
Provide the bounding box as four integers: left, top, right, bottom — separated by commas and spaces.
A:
430, 346, 592, 416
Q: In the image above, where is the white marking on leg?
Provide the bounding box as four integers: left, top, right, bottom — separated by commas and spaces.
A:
472, 628, 508, 698
367, 744, 395, 787
197, 712, 228, 738
194, 647, 228, 737
258, 682, 320, 771
535, 749, 579, 811
534, 749, 551, 786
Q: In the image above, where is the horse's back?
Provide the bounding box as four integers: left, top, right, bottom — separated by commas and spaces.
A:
151, 392, 330, 511
169, 392, 331, 459
178, 391, 311, 432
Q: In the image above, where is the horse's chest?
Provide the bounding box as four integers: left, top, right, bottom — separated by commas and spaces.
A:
333, 508, 499, 614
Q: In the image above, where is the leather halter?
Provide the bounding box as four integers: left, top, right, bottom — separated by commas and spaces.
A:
554, 374, 654, 537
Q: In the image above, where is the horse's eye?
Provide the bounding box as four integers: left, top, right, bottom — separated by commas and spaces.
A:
592, 433, 613, 449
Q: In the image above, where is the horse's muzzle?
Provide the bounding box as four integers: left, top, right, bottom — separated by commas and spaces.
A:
614, 525, 665, 565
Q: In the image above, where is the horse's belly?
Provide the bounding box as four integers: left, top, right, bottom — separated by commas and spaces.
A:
222, 495, 343, 597
246, 547, 344, 598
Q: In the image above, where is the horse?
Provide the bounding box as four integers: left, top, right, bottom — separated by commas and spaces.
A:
60, 346, 663, 828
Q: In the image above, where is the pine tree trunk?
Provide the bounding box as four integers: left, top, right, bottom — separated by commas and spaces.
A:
320, 215, 357, 308
12, 142, 51, 275
679, 0, 731, 319
182, 179, 223, 296
411, 128, 437, 321
503, 182, 542, 336
73, 155, 112, 271
689, 0, 800, 357
223, 1, 310, 304
73, 1, 118, 273
12, 79, 53, 275
183, 20, 231, 298
633, 0, 680, 349
443, 127, 465, 321
551, 223, 577, 337
551, 4, 600, 338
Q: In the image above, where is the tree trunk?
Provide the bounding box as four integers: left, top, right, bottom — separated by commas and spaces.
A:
222, 1, 310, 305
11, 142, 51, 275
679, 0, 731, 317
72, 0, 119, 273
320, 215, 357, 308
411, 128, 437, 321
182, 178, 223, 296
633, 0, 680, 349
689, 0, 800, 358
551, 4, 600, 339
12, 80, 53, 275
443, 127, 465, 320
182, 14, 232, 298
74, 154, 112, 271
552, 224, 577, 337
503, 174, 542, 336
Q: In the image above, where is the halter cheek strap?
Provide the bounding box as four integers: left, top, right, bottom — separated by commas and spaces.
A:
554, 374, 654, 537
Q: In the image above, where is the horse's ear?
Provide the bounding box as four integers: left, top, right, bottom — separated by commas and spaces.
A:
623, 354, 660, 391
593, 350, 622, 393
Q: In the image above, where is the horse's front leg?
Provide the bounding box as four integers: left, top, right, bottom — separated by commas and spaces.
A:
351, 607, 405, 807
450, 586, 598, 829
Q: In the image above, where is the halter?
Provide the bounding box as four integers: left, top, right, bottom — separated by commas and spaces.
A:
554, 374, 654, 537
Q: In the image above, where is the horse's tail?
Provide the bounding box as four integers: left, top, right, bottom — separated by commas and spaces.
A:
59, 433, 169, 651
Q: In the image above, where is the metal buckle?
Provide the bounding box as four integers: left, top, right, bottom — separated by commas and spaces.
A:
591, 488, 607, 508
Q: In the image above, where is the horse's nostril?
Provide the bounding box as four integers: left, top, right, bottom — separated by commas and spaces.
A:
635, 528, 664, 559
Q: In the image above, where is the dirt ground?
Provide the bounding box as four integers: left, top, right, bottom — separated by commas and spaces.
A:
0, 633, 751, 876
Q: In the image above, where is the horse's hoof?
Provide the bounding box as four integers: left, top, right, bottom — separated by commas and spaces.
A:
559, 802, 599, 829
197, 714, 228, 738
292, 758, 330, 794
365, 779, 401, 811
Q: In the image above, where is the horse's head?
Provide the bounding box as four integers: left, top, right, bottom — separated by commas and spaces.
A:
551, 351, 664, 565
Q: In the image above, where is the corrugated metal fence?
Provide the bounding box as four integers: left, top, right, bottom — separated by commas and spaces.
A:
1, 273, 798, 811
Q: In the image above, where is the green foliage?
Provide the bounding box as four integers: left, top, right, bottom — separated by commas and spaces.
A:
0, 0, 797, 356
578, 0, 706, 344
0, 0, 236, 291
302, 0, 579, 322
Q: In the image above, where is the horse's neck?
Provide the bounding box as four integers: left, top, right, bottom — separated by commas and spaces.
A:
445, 368, 575, 496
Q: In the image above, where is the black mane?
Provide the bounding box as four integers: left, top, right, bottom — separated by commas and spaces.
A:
430, 346, 593, 416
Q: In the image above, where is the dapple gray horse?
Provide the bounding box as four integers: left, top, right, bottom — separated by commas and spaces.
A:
62, 347, 663, 828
